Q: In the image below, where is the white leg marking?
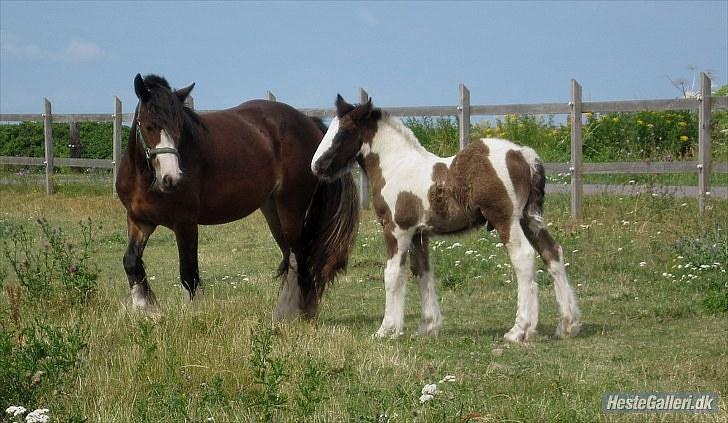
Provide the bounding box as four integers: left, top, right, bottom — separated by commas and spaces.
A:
272, 254, 302, 322
415, 269, 442, 336
549, 245, 582, 338
504, 221, 539, 343
375, 231, 414, 338
130, 283, 157, 310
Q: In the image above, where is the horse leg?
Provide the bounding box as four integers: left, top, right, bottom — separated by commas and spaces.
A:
261, 198, 302, 322
123, 216, 157, 309
375, 227, 413, 339
520, 217, 581, 338
174, 223, 201, 300
499, 217, 539, 343
410, 233, 442, 336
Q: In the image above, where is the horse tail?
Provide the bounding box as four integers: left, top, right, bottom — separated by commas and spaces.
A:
521, 147, 546, 224
299, 174, 360, 318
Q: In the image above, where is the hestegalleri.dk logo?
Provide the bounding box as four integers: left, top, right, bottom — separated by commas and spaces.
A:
602, 392, 719, 413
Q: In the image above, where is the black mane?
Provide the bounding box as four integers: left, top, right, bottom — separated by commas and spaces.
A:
142, 74, 205, 133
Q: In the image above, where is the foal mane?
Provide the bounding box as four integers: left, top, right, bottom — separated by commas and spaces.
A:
142, 74, 206, 135
378, 113, 430, 155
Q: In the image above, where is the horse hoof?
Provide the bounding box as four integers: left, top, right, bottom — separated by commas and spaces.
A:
504, 327, 527, 344
414, 323, 442, 337
373, 327, 403, 339
555, 316, 581, 338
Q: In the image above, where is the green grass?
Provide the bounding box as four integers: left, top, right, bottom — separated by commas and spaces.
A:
1, 188, 727, 422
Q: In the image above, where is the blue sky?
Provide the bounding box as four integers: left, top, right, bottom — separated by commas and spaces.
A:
1, 1, 726, 114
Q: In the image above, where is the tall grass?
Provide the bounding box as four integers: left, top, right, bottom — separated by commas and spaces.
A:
1, 188, 726, 422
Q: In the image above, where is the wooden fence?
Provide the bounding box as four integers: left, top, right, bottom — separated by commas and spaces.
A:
1, 73, 727, 219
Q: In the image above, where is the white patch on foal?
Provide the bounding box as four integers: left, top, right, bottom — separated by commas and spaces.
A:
272, 253, 303, 322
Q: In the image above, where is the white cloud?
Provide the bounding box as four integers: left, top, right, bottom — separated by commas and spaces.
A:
1, 34, 105, 62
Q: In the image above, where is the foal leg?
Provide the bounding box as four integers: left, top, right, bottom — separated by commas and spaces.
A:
123, 216, 157, 309
174, 223, 201, 300
410, 233, 442, 336
520, 217, 581, 338
501, 218, 539, 343
375, 227, 413, 339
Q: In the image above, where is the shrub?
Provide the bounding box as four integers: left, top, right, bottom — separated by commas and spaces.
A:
2, 218, 99, 309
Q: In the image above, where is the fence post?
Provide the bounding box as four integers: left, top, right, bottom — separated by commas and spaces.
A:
458, 83, 470, 150
43, 98, 55, 195
266, 91, 276, 102
113, 96, 122, 195
698, 72, 712, 215
68, 118, 82, 173
184, 95, 194, 110
358, 87, 371, 209
570, 80, 583, 219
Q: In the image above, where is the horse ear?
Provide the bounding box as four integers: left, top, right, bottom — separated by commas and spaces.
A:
175, 82, 195, 103
134, 73, 150, 102
351, 98, 374, 121
335, 94, 355, 118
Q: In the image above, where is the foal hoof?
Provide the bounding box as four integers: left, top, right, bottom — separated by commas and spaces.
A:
503, 326, 537, 344
373, 326, 404, 339
555, 316, 581, 339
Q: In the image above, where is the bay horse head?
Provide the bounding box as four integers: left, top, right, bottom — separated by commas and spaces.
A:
133, 73, 195, 192
311, 94, 380, 180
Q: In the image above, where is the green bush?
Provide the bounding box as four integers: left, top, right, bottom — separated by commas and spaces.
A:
0, 122, 130, 159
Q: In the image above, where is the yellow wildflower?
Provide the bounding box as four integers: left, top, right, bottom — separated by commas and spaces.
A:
612, 117, 619, 123
678, 122, 687, 127
679, 135, 689, 142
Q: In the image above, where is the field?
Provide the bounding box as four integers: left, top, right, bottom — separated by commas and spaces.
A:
1, 184, 727, 422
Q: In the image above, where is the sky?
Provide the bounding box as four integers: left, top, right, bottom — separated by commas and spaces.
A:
1, 1, 726, 115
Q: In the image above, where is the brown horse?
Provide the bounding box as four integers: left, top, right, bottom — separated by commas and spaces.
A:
116, 74, 359, 319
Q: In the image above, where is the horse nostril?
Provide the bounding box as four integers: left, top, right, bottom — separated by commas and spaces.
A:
162, 175, 173, 190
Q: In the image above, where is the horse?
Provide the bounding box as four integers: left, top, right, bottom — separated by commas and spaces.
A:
311, 95, 581, 343
116, 74, 359, 320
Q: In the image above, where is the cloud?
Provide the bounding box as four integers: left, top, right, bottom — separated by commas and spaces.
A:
1, 34, 105, 62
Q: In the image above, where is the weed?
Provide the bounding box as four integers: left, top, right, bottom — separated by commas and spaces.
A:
249, 320, 288, 421
2, 218, 98, 310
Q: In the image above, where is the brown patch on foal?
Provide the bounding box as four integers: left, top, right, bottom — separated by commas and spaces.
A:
506, 150, 530, 203
409, 232, 430, 277
427, 141, 514, 242
394, 191, 424, 229
361, 153, 397, 259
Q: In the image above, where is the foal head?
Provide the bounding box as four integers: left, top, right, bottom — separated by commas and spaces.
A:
133, 73, 195, 192
311, 95, 381, 180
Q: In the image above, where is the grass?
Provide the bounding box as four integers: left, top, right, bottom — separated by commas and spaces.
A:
1, 187, 727, 422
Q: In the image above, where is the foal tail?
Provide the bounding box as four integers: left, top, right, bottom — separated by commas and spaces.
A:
299, 173, 360, 317
521, 147, 546, 224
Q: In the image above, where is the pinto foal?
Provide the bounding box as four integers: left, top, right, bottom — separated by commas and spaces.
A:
312, 96, 580, 343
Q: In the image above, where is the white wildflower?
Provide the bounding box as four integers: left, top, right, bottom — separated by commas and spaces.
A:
6, 406, 27, 417
439, 375, 456, 383
495, 243, 504, 248
419, 393, 434, 403
639, 262, 647, 267
465, 250, 475, 255
25, 409, 49, 423
421, 383, 439, 395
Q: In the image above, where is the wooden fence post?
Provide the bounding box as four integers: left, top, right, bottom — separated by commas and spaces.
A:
570, 80, 583, 219
184, 95, 194, 110
698, 72, 712, 215
113, 96, 122, 194
358, 88, 371, 209
43, 98, 55, 195
459, 83, 470, 150
68, 119, 82, 173
266, 91, 276, 102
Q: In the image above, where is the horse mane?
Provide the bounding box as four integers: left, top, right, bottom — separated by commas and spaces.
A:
142, 74, 206, 135
379, 112, 430, 155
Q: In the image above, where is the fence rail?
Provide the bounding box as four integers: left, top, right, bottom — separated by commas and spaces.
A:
1, 74, 727, 218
